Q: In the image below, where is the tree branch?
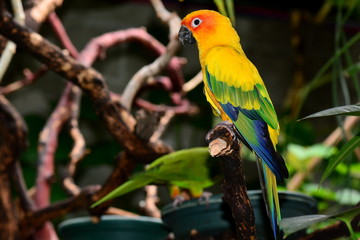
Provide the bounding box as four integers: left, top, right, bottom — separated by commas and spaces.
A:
25, 0, 63, 31
206, 121, 256, 240
0, 95, 28, 240
0, 10, 172, 162
20, 185, 100, 238
121, 0, 182, 110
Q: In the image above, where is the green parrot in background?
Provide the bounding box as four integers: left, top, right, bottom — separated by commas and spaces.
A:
92, 147, 217, 207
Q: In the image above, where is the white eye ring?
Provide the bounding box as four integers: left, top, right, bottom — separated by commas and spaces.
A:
191, 18, 202, 28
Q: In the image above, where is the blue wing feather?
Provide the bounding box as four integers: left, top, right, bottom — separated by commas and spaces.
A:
220, 102, 286, 181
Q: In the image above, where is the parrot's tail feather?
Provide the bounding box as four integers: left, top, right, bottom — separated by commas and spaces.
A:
257, 158, 283, 240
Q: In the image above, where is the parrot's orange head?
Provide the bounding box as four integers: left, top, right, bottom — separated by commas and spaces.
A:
179, 10, 239, 53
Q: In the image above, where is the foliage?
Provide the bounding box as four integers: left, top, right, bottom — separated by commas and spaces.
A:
281, 205, 360, 239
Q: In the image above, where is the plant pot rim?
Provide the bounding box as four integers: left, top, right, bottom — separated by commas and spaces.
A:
58, 215, 165, 230
161, 190, 317, 215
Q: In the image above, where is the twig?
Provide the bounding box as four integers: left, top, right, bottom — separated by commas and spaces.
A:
34, 83, 76, 240
0, 95, 28, 239
25, 0, 63, 30
11, 161, 36, 212
0, 0, 25, 82
47, 11, 88, 197
0, 66, 48, 94
183, 71, 203, 93
0, 95, 27, 171
150, 110, 175, 143
136, 98, 198, 115
67, 101, 87, 176
121, 0, 182, 110
142, 185, 161, 218
35, 8, 85, 228
0, 41, 17, 82
287, 115, 360, 190
35, 83, 73, 208
47, 11, 79, 58
37, 8, 82, 227
20, 185, 101, 239
206, 121, 256, 240
63, 86, 85, 196
105, 207, 139, 217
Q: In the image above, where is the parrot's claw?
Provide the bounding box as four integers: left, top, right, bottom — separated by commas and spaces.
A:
172, 195, 186, 208
198, 191, 213, 205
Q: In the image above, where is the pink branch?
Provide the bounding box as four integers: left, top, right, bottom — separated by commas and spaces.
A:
0, 66, 48, 94
34, 11, 82, 240
110, 92, 198, 115
79, 27, 185, 84
47, 12, 79, 58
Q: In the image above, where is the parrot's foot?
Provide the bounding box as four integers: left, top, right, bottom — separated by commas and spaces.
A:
198, 191, 213, 205
172, 195, 186, 208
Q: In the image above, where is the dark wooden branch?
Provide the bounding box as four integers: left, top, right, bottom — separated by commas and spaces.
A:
206, 121, 256, 240
0, 95, 27, 171
11, 161, 36, 212
19, 152, 135, 239
24, 0, 64, 31
0, 10, 172, 162
0, 95, 28, 240
0, 0, 63, 55
20, 185, 100, 238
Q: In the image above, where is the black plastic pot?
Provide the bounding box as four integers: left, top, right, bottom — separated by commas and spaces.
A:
161, 190, 317, 240
58, 215, 170, 240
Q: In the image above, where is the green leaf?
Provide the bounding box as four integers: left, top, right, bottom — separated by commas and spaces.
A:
213, 0, 227, 17
335, 206, 360, 240
281, 215, 329, 236
213, 0, 235, 25
92, 147, 213, 208
282, 205, 360, 236
300, 104, 360, 120
321, 134, 360, 183
225, 0, 235, 25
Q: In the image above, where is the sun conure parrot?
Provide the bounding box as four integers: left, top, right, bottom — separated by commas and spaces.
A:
179, 10, 289, 240
92, 147, 216, 207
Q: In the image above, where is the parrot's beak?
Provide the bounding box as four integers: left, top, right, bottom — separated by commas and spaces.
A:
178, 25, 196, 45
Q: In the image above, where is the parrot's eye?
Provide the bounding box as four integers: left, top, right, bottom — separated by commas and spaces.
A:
191, 18, 202, 28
